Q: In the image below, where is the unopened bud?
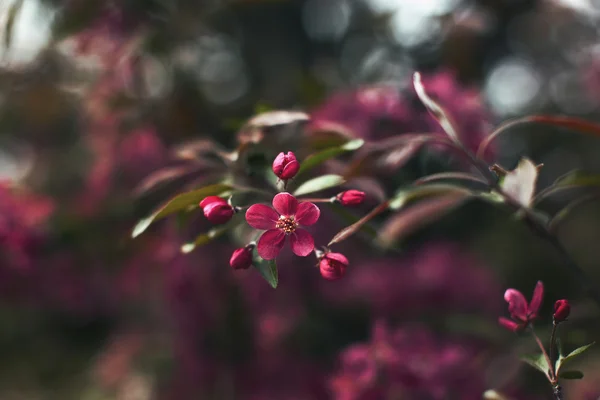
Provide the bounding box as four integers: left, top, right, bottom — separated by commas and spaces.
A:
319, 252, 349, 281
200, 196, 234, 224
272, 151, 300, 180
335, 190, 365, 206
553, 299, 570, 323
229, 246, 254, 270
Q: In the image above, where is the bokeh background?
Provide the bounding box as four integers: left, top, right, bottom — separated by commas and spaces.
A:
1, 0, 600, 399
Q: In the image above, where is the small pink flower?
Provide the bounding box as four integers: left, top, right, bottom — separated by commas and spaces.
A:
272, 151, 300, 180
199, 196, 234, 224
229, 246, 253, 270
553, 299, 570, 323
245, 192, 320, 260
498, 281, 544, 332
320, 252, 349, 281
336, 190, 365, 206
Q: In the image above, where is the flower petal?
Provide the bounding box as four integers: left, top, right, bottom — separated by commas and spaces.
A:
246, 204, 279, 230
257, 229, 286, 260
504, 289, 528, 321
290, 229, 314, 257
295, 202, 320, 226
273, 192, 298, 216
498, 317, 521, 332
528, 280, 544, 316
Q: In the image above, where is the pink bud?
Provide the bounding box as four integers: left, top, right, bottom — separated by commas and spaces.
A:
200, 196, 234, 224
230, 247, 253, 270
553, 299, 570, 323
319, 252, 349, 281
272, 151, 300, 180
336, 190, 365, 206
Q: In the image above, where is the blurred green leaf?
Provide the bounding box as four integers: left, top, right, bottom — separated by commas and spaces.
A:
4, 0, 23, 51
389, 184, 471, 210
520, 353, 551, 377
415, 172, 488, 186
181, 225, 231, 253
254, 258, 278, 288
132, 184, 233, 238
559, 370, 584, 380
297, 139, 364, 176
554, 171, 600, 187
293, 174, 345, 196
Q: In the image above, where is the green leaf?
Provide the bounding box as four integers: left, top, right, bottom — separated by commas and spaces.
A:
293, 174, 345, 196
520, 353, 551, 378
132, 184, 232, 238
389, 184, 471, 210
254, 258, 278, 288
415, 172, 488, 186
559, 370, 584, 380
556, 342, 595, 375
297, 139, 364, 176
181, 226, 230, 253
554, 171, 600, 187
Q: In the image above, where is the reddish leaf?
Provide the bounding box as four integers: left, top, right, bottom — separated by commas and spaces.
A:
378, 193, 470, 248
328, 201, 389, 246
415, 172, 488, 186
477, 115, 600, 160
133, 166, 203, 195
501, 158, 538, 207
413, 72, 460, 144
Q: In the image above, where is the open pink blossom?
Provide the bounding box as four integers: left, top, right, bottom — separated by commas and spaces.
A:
499, 281, 544, 332
245, 192, 320, 260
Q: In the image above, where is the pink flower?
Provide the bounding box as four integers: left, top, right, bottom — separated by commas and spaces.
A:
499, 281, 544, 332
320, 252, 349, 281
245, 192, 320, 260
200, 196, 234, 224
336, 190, 365, 206
553, 299, 570, 323
230, 246, 253, 270
272, 151, 300, 180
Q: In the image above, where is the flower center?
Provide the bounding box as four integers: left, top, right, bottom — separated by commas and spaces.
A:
276, 215, 297, 234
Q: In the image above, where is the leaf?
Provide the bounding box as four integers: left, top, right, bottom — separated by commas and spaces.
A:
388, 184, 471, 210
378, 193, 470, 248
549, 194, 599, 233
326, 203, 378, 239
181, 225, 230, 253
254, 258, 278, 289
520, 353, 551, 377
297, 139, 364, 176
477, 115, 600, 160
556, 342, 595, 375
501, 158, 538, 207
559, 370, 584, 380
4, 0, 24, 50
306, 121, 357, 150
328, 201, 389, 246
413, 72, 460, 144
415, 172, 488, 186
535, 171, 600, 204
245, 110, 310, 129
293, 174, 345, 196
131, 184, 232, 238
133, 166, 203, 195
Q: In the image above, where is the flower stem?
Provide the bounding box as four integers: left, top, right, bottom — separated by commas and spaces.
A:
530, 328, 555, 382
549, 321, 559, 374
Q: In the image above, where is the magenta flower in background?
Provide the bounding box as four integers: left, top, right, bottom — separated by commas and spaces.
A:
499, 281, 544, 332
320, 252, 349, 281
246, 192, 320, 259
553, 299, 570, 323
230, 246, 254, 270
200, 196, 235, 224
336, 190, 365, 207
